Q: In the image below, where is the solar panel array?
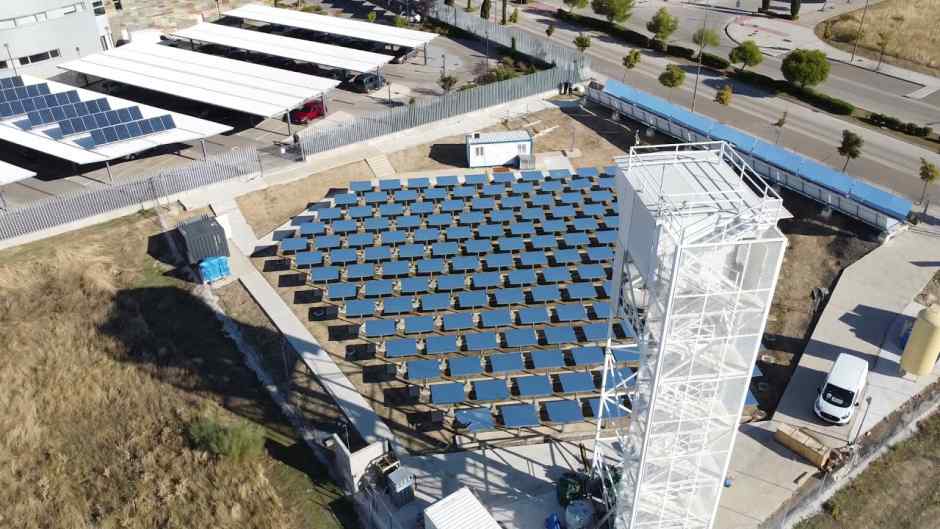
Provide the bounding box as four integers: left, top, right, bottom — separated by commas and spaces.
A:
278, 167, 637, 432
0, 75, 177, 148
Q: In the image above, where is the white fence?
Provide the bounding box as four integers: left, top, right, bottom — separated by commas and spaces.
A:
298, 65, 580, 157
0, 147, 261, 240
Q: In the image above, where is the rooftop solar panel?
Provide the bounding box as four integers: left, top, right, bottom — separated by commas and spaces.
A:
381, 231, 407, 245
416, 258, 445, 275
420, 293, 451, 311
500, 403, 540, 427
404, 316, 434, 334
556, 304, 588, 322
364, 191, 388, 204
310, 266, 340, 282
364, 318, 397, 337
500, 197, 524, 211
566, 283, 598, 300
405, 360, 441, 380
517, 306, 549, 325
427, 335, 459, 355
365, 217, 390, 232
435, 274, 466, 292
614, 347, 641, 363
532, 285, 562, 303
603, 367, 636, 390
411, 201, 435, 215
464, 173, 487, 185
515, 375, 552, 397
280, 237, 307, 252
330, 248, 358, 264
551, 205, 577, 218
394, 189, 418, 203
454, 407, 494, 432
494, 288, 524, 306
317, 207, 342, 220
295, 251, 323, 267
364, 246, 392, 262
568, 178, 592, 190
481, 184, 505, 196
452, 185, 475, 198
520, 208, 545, 221
472, 272, 502, 290
582, 322, 622, 342
472, 197, 496, 210
541, 267, 571, 284
379, 179, 401, 192
531, 349, 565, 369
407, 177, 430, 188
431, 382, 465, 404
541, 219, 567, 234
379, 203, 404, 217
549, 169, 572, 179
383, 296, 414, 315
520, 170, 543, 182
345, 299, 376, 317
577, 167, 599, 178
300, 221, 326, 236
541, 181, 564, 193
544, 399, 584, 423
520, 252, 548, 267
559, 372, 595, 393
314, 234, 341, 250
586, 246, 614, 262
590, 302, 611, 320
507, 269, 537, 286
582, 204, 607, 217
445, 226, 473, 241
473, 379, 509, 401
364, 279, 394, 297
491, 209, 515, 224
333, 192, 358, 206
572, 346, 604, 366
395, 215, 421, 230
465, 332, 498, 351
347, 233, 375, 248
572, 218, 599, 232
529, 194, 553, 207
531, 235, 557, 250
544, 326, 578, 345
449, 356, 483, 376
484, 253, 514, 270
465, 239, 493, 255
386, 338, 418, 357
382, 260, 411, 277
331, 219, 358, 234
458, 291, 488, 309
480, 309, 512, 328
459, 211, 486, 226
328, 283, 358, 300
510, 223, 536, 236
553, 249, 582, 265
490, 352, 524, 373
477, 224, 505, 239
398, 243, 426, 258
412, 228, 439, 243
432, 241, 459, 256
451, 256, 480, 273
400, 277, 430, 294
349, 181, 372, 193
498, 238, 524, 252
564, 233, 590, 248
504, 328, 538, 348
586, 397, 629, 418
441, 199, 464, 213
443, 312, 474, 331
512, 181, 535, 195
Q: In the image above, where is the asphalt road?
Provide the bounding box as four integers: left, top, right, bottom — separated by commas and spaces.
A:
514, 1, 940, 200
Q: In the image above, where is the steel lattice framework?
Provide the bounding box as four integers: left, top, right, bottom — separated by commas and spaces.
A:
593, 142, 789, 529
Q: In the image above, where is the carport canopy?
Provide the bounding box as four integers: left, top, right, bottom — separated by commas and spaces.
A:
59, 42, 340, 118
224, 3, 437, 49
170, 22, 393, 74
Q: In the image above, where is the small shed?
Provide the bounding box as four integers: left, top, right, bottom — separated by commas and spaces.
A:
424, 487, 501, 529
466, 130, 533, 168
177, 215, 229, 265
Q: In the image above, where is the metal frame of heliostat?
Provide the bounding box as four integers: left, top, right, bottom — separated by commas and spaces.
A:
593, 141, 790, 529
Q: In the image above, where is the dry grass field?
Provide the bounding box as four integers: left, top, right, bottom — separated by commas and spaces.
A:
0, 212, 352, 529
822, 0, 940, 73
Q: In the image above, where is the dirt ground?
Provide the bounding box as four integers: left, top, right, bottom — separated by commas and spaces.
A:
916, 269, 940, 306
385, 103, 657, 174
238, 160, 373, 238
757, 192, 880, 415
0, 211, 354, 529
795, 409, 940, 529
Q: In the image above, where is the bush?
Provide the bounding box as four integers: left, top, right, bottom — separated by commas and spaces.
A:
700, 52, 730, 70
187, 417, 265, 461
868, 113, 934, 137
732, 69, 780, 94
666, 43, 695, 60
730, 70, 854, 114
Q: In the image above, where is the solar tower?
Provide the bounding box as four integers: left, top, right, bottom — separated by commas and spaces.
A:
593, 142, 789, 529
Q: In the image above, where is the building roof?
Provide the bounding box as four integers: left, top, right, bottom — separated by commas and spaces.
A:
59, 42, 339, 118
0, 75, 230, 165
466, 130, 531, 144
170, 22, 393, 73
224, 3, 437, 49
423, 487, 501, 529
0, 160, 36, 186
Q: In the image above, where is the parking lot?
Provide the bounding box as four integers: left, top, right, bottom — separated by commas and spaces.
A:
0, 6, 484, 208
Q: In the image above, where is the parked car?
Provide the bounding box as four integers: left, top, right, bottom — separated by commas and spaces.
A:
340, 73, 385, 93
391, 46, 418, 64
814, 353, 869, 425
289, 100, 327, 124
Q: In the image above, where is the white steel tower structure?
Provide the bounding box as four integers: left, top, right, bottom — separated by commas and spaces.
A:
593, 142, 788, 529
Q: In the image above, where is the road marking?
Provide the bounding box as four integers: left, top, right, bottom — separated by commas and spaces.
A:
906, 85, 940, 100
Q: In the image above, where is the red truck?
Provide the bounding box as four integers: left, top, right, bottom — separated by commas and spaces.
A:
289, 100, 327, 124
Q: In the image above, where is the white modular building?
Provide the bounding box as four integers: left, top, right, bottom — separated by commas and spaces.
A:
0, 1, 113, 79
465, 130, 532, 168
423, 487, 501, 529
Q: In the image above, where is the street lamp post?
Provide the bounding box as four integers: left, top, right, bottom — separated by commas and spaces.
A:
851, 395, 874, 445
850, 0, 871, 63
690, 1, 711, 113
4, 43, 17, 76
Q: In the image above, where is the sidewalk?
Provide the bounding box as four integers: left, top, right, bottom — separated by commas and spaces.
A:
725, 15, 940, 99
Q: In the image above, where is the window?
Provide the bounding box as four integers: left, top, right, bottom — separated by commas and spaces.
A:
474, 147, 484, 157
92, 1, 106, 16
17, 49, 60, 66
100, 36, 110, 51
0, 60, 7, 70
113, 0, 124, 10
518, 143, 528, 154
15, 15, 37, 27
50, 49, 61, 58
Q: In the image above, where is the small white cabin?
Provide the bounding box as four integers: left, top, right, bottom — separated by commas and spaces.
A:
465, 130, 533, 168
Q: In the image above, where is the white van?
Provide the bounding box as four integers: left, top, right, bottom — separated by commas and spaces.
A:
814, 353, 869, 425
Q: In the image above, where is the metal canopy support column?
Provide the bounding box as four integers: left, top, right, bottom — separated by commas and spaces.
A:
105, 161, 114, 185
286, 109, 292, 136
200, 139, 208, 160
424, 43, 428, 65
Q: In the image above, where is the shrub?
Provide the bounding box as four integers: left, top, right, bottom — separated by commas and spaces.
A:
666, 43, 695, 60
187, 417, 265, 461
394, 15, 408, 27
732, 69, 780, 94
791, 86, 855, 115
301, 3, 323, 12
868, 113, 934, 137
700, 52, 730, 70
715, 84, 732, 105
556, 9, 649, 48
509, 7, 519, 23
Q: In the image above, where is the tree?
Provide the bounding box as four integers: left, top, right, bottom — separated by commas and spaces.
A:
692, 28, 719, 56
592, 0, 635, 24
545, 24, 556, 39
621, 49, 641, 81
480, 0, 490, 19
658, 63, 685, 101
573, 34, 592, 54
646, 8, 679, 50
875, 31, 891, 70
563, 0, 589, 12
837, 129, 863, 171
919, 158, 939, 204
466, 0, 472, 12
439, 74, 458, 93
367, 10, 377, 22
502, 0, 507, 25
509, 7, 519, 23
729, 40, 763, 72
773, 110, 788, 144
394, 15, 408, 27
781, 48, 830, 89
715, 84, 732, 105
790, 0, 801, 19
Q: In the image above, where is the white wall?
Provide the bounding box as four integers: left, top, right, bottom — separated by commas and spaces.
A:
0, 1, 105, 78
467, 140, 531, 168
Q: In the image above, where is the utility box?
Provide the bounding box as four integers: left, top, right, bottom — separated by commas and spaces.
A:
386, 467, 415, 508
198, 255, 231, 283
465, 130, 533, 168
177, 215, 229, 265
